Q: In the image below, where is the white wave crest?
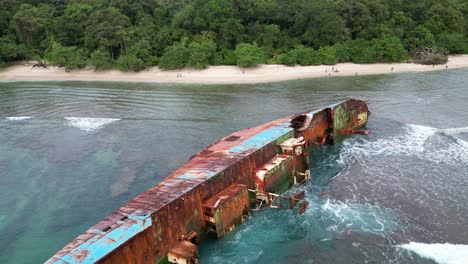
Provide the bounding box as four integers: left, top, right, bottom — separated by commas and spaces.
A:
398, 242, 468, 264
441, 126, 468, 135
338, 124, 468, 166
6, 116, 32, 121
65, 117, 120, 132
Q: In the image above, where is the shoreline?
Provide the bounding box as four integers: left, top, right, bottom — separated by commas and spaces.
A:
1, 55, 467, 84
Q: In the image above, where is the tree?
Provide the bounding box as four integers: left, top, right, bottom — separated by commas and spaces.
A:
126, 40, 154, 65
219, 18, 244, 49
423, 3, 464, 35
186, 40, 217, 69
333, 42, 351, 62
117, 54, 145, 71
234, 43, 265, 67
88, 48, 114, 70
1, 0, 467, 69
436, 33, 465, 54
349, 39, 378, 63
291, 0, 347, 48
84, 7, 131, 58
214, 48, 236, 65
132, 14, 158, 44
318, 46, 338, 65
154, 26, 177, 55
12, 4, 52, 47
388, 11, 416, 39
54, 3, 93, 46
172, 0, 236, 32
372, 34, 408, 62
159, 41, 190, 69
0, 0, 17, 37
342, 0, 389, 40
0, 35, 28, 61
276, 51, 298, 65
277, 46, 320, 66
465, 38, 468, 54
406, 26, 436, 52
252, 0, 279, 24
44, 40, 87, 69
257, 24, 282, 52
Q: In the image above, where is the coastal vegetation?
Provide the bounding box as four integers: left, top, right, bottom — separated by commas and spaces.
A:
0, 0, 467, 71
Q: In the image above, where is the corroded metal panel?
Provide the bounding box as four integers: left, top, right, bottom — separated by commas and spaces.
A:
298, 108, 332, 144
254, 154, 295, 193
333, 99, 369, 143
50, 212, 152, 264
168, 241, 198, 264
203, 184, 250, 238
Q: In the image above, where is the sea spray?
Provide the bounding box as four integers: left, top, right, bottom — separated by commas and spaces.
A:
65, 117, 120, 132
441, 126, 468, 135
398, 242, 468, 264
338, 124, 468, 166
6, 116, 32, 121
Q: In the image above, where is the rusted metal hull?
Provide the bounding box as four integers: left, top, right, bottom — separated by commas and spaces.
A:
47, 99, 369, 264
203, 183, 250, 239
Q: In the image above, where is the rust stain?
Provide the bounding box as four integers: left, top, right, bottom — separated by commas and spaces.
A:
73, 249, 90, 262
203, 184, 250, 238
46, 99, 369, 264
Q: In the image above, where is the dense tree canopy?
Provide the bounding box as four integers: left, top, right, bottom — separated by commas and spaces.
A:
0, 0, 466, 70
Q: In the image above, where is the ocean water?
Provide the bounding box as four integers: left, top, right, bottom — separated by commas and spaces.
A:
0, 69, 467, 264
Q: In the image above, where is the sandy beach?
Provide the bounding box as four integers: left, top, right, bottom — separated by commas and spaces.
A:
1, 55, 467, 84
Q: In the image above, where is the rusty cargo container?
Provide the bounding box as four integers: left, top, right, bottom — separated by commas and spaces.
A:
46, 99, 369, 264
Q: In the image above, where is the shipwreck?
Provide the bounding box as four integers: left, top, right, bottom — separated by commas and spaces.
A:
47, 99, 369, 264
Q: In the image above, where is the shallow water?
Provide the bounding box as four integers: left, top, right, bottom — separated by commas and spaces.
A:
0, 69, 467, 264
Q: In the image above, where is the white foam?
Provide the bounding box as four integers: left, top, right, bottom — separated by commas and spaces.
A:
398, 242, 468, 264
319, 199, 398, 235
442, 126, 468, 135
6, 116, 32, 121
65, 117, 120, 132
339, 124, 468, 166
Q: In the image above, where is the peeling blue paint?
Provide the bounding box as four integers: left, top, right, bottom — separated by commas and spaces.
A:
228, 125, 293, 153
178, 173, 199, 180
57, 214, 152, 264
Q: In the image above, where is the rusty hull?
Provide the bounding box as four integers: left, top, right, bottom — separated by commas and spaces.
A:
46, 99, 369, 264
203, 183, 250, 238
167, 241, 198, 264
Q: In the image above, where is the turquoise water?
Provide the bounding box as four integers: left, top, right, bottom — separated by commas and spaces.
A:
0, 70, 467, 263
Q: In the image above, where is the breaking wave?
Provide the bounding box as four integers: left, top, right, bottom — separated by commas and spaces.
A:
5, 116, 32, 121
441, 126, 468, 135
318, 198, 399, 236
65, 117, 120, 132
398, 242, 468, 264
338, 124, 468, 166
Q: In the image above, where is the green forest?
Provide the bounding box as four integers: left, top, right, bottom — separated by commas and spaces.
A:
0, 0, 467, 71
